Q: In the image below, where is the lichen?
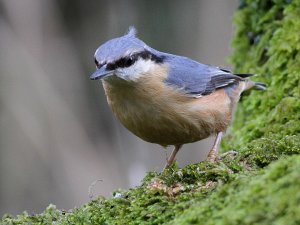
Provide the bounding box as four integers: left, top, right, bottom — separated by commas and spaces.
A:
2, 0, 300, 224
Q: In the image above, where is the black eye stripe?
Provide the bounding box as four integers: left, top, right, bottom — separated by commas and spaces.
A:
106, 50, 165, 71
107, 55, 137, 70
106, 63, 116, 71
94, 58, 104, 69
94, 58, 99, 67
137, 50, 165, 63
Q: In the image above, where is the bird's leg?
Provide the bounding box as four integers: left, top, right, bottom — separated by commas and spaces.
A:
164, 144, 182, 169
207, 132, 223, 162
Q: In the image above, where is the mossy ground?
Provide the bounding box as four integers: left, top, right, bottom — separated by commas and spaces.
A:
2, 0, 300, 224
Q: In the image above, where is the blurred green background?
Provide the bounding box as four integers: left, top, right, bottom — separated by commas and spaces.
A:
0, 0, 238, 215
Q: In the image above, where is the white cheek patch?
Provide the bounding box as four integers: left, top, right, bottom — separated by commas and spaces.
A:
116, 59, 156, 81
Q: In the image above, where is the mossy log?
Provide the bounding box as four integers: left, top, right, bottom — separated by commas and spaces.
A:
2, 0, 300, 224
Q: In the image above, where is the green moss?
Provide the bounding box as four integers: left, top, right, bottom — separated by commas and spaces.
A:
224, 0, 300, 153
2, 155, 300, 224
171, 155, 300, 225
1, 204, 62, 225
2, 0, 300, 224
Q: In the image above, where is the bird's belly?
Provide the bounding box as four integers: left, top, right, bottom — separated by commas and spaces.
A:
102, 79, 232, 146
113, 103, 208, 146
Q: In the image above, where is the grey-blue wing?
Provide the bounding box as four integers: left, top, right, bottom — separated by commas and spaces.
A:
164, 55, 242, 96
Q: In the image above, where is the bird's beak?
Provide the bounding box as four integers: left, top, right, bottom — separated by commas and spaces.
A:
90, 66, 114, 80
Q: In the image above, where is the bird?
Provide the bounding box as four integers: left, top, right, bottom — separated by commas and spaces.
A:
90, 27, 266, 169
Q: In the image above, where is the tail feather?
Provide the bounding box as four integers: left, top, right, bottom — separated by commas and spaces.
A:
234, 73, 267, 91
253, 82, 267, 91
235, 73, 255, 78
244, 80, 267, 91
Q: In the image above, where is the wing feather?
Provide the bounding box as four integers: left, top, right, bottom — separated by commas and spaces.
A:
164, 55, 242, 96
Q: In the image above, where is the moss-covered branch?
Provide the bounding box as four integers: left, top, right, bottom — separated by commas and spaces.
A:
2, 0, 300, 224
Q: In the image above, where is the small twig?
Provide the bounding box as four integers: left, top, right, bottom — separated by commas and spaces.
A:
88, 179, 103, 200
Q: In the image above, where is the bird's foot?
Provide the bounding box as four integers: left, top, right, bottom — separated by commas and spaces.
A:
163, 144, 182, 171
163, 160, 174, 171
206, 131, 223, 163
220, 150, 238, 160
207, 147, 219, 163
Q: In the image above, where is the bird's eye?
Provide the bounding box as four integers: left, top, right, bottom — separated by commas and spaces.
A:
107, 55, 137, 71
115, 56, 135, 69
124, 56, 134, 67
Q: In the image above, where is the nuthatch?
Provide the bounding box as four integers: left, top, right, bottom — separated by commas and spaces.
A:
91, 27, 266, 168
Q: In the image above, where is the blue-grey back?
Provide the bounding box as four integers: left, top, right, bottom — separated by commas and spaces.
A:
162, 53, 241, 96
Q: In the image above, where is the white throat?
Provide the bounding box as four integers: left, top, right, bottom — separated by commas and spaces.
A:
115, 59, 156, 81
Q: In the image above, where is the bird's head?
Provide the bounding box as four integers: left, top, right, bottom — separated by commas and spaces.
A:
90, 27, 165, 82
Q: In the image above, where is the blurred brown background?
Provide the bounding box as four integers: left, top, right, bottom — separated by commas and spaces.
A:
0, 0, 239, 215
